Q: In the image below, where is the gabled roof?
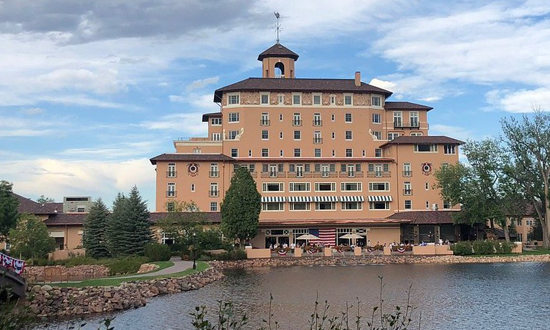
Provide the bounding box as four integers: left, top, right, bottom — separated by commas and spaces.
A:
387, 211, 459, 225
379, 136, 464, 148
150, 153, 235, 165
13, 193, 62, 215
201, 112, 222, 122
257, 43, 299, 61
384, 101, 433, 111
214, 78, 393, 102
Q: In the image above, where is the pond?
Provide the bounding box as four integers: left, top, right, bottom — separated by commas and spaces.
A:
42, 262, 550, 329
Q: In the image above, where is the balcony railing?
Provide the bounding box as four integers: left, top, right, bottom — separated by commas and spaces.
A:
166, 171, 177, 178
292, 119, 302, 126
166, 191, 177, 198
339, 171, 364, 178
260, 171, 287, 178
313, 120, 322, 126
260, 119, 270, 126
403, 189, 413, 196
209, 171, 219, 178
209, 190, 219, 197
367, 171, 391, 178
313, 137, 323, 144
402, 170, 412, 177
394, 120, 420, 129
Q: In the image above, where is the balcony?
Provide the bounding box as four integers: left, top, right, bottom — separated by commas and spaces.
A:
402, 171, 412, 177
313, 120, 322, 126
166, 191, 177, 198
166, 171, 177, 178
313, 137, 323, 144
209, 190, 219, 198
367, 171, 391, 178
292, 119, 302, 127
394, 120, 420, 129
403, 189, 413, 196
209, 171, 219, 178
339, 171, 364, 178
260, 171, 287, 178
260, 119, 270, 126
288, 172, 314, 178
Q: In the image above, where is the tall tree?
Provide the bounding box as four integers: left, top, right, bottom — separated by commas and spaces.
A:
122, 186, 152, 255
9, 214, 55, 260
156, 201, 206, 251
502, 111, 550, 248
83, 199, 111, 258
106, 193, 128, 256
221, 167, 261, 247
0, 180, 19, 242
37, 195, 54, 204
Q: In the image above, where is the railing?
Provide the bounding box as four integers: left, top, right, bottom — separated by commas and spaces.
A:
166, 191, 177, 197
209, 190, 219, 197
209, 171, 219, 178
260, 171, 287, 178
313, 120, 322, 126
313, 138, 323, 144
403, 189, 413, 196
339, 171, 364, 178
166, 171, 177, 178
403, 171, 412, 177
367, 171, 391, 178
260, 119, 270, 126
394, 120, 420, 129
292, 119, 302, 126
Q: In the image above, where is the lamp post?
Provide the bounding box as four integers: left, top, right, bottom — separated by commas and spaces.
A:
192, 232, 197, 270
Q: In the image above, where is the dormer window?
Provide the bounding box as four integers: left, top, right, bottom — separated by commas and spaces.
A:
228, 93, 240, 105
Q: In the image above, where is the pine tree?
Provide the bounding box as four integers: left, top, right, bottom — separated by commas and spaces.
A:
0, 180, 19, 241
106, 193, 128, 257
83, 199, 111, 258
221, 167, 261, 247
122, 186, 151, 255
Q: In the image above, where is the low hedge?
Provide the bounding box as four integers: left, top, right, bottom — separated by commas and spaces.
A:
451, 241, 473, 255
452, 241, 517, 255
144, 243, 172, 261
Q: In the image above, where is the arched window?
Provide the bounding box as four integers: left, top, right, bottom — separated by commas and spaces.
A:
274, 62, 285, 78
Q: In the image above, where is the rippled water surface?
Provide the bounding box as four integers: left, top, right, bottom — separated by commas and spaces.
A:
44, 262, 550, 330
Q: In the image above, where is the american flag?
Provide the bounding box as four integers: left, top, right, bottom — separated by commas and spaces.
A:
309, 228, 336, 247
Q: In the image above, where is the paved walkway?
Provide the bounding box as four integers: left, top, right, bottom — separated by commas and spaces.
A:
111, 257, 195, 279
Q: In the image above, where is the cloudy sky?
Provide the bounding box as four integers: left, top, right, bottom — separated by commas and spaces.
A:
1, 0, 549, 210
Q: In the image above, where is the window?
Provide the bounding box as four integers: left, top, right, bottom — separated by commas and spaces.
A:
261, 113, 270, 126
228, 112, 239, 122
316, 202, 335, 210
262, 202, 284, 211
369, 201, 389, 210
314, 131, 322, 144
444, 144, 456, 154
262, 148, 269, 157
212, 133, 221, 141
77, 207, 85, 212
278, 95, 284, 104
249, 150, 252, 157
231, 148, 238, 157
342, 202, 362, 210
372, 131, 381, 140
228, 93, 239, 105
315, 182, 336, 191
425, 182, 429, 190
210, 163, 219, 177
210, 202, 218, 212
294, 130, 301, 140
167, 163, 176, 177
294, 148, 301, 157
393, 111, 402, 127
313, 113, 322, 126
403, 163, 412, 176
211, 118, 222, 126
290, 182, 310, 191
331, 132, 335, 139
261, 130, 269, 140
280, 150, 283, 157
404, 182, 412, 195
345, 113, 352, 123
372, 96, 381, 107
344, 94, 353, 106
411, 132, 423, 136
345, 131, 353, 140
293, 93, 301, 105
279, 113, 283, 121
167, 202, 175, 212
228, 130, 239, 140
341, 182, 362, 191
375, 148, 382, 157
331, 114, 335, 121
332, 149, 335, 157
330, 95, 336, 105
209, 183, 219, 197
313, 94, 322, 105
191, 184, 195, 192
290, 202, 310, 211
414, 144, 438, 152
279, 132, 283, 139
443, 200, 451, 209
346, 149, 353, 157
410, 111, 419, 127
315, 148, 321, 157
388, 132, 400, 141
262, 182, 284, 192
293, 113, 302, 126
369, 182, 390, 191
261, 93, 269, 105
426, 201, 430, 209
404, 200, 412, 209
372, 113, 381, 124
167, 183, 175, 197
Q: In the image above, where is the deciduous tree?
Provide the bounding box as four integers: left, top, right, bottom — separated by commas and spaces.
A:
9, 214, 55, 260
0, 180, 19, 241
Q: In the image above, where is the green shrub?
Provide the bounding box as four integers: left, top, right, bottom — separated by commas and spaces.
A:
496, 241, 515, 254
451, 241, 473, 255
144, 243, 171, 261
58, 255, 100, 267
198, 229, 227, 250
215, 249, 247, 261
472, 240, 495, 255
104, 256, 149, 276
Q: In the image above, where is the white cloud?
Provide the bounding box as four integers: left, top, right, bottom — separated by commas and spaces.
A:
0, 114, 62, 137
186, 76, 219, 91
21, 107, 45, 115
430, 124, 473, 141
140, 112, 208, 136
485, 88, 550, 113
59, 141, 160, 159
368, 78, 396, 92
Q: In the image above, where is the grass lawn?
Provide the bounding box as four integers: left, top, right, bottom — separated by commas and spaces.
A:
522, 248, 550, 255
468, 249, 550, 257
52, 261, 209, 288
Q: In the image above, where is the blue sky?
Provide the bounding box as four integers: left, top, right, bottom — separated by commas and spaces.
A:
1, 0, 549, 210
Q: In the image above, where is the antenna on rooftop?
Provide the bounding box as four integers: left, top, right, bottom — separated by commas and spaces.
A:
274, 12, 280, 44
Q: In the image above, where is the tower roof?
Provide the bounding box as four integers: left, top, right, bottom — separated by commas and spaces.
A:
258, 43, 299, 61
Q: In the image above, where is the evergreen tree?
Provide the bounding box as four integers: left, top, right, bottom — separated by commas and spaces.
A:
221, 167, 261, 247
83, 199, 111, 258
0, 180, 19, 241
9, 214, 55, 260
122, 186, 151, 255
106, 193, 128, 257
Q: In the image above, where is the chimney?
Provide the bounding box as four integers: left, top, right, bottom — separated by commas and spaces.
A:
354, 71, 361, 87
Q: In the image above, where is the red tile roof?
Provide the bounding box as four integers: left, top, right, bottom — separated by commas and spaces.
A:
387, 211, 459, 224
44, 213, 88, 226
214, 78, 393, 102
257, 43, 299, 61
150, 153, 235, 165
13, 193, 62, 215
259, 218, 410, 227
201, 112, 222, 122
384, 101, 433, 111
379, 136, 464, 148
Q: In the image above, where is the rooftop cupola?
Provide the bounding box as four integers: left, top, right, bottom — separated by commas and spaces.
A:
258, 43, 299, 78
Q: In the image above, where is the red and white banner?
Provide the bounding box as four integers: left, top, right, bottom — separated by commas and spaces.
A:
310, 228, 336, 247
1, 252, 25, 275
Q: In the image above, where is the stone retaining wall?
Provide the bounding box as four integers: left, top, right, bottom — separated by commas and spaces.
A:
24, 265, 110, 283
26, 268, 224, 318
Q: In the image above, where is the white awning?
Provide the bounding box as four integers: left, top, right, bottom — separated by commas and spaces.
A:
313, 196, 339, 202
340, 196, 365, 202
261, 196, 286, 203
288, 196, 313, 203
368, 195, 393, 202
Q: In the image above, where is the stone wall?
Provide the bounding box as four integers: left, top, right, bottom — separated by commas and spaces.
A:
24, 265, 110, 283
26, 268, 224, 318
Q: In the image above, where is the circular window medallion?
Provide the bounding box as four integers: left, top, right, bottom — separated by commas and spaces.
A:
421, 162, 432, 175
188, 163, 199, 176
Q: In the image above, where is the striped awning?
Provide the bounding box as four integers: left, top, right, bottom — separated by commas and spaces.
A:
261, 196, 286, 203
312, 196, 339, 202
340, 196, 365, 202
368, 195, 393, 202
288, 196, 313, 203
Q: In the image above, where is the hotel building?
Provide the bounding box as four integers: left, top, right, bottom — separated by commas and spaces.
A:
150, 43, 463, 247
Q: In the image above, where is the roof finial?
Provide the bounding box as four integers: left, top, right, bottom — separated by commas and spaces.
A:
274, 12, 280, 44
